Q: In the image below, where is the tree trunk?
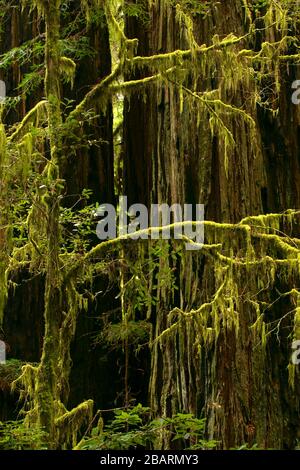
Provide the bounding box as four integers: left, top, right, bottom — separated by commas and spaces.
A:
124, 0, 300, 449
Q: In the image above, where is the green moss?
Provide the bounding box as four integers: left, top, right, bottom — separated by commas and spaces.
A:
8, 101, 48, 142
0, 359, 27, 391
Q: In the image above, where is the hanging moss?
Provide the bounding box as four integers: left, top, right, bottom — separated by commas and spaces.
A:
1, 0, 300, 451
8, 101, 48, 143
4, 0, 95, 449
0, 359, 26, 392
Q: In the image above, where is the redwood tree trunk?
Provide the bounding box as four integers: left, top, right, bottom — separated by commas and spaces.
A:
124, 0, 300, 449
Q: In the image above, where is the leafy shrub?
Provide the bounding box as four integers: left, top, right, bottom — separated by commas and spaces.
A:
76, 404, 217, 450
0, 421, 47, 450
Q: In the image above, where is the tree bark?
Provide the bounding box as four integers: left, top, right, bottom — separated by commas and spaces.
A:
123, 0, 300, 449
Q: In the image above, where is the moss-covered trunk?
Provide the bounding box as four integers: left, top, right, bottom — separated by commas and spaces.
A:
123, 0, 300, 449
0, 0, 115, 423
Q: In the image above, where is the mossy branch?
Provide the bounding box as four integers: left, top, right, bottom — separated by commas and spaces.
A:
8, 101, 48, 142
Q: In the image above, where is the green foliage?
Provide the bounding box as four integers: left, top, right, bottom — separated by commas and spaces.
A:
18, 67, 44, 95
252, 0, 268, 13
236, 443, 265, 450
0, 40, 44, 71
162, 413, 217, 450
0, 359, 25, 391
124, 1, 150, 25
120, 242, 182, 320
169, 0, 212, 18
0, 0, 299, 451
96, 320, 151, 350
76, 405, 217, 450
0, 39, 44, 97
59, 37, 95, 61
60, 190, 99, 254
0, 0, 13, 28
0, 420, 47, 450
